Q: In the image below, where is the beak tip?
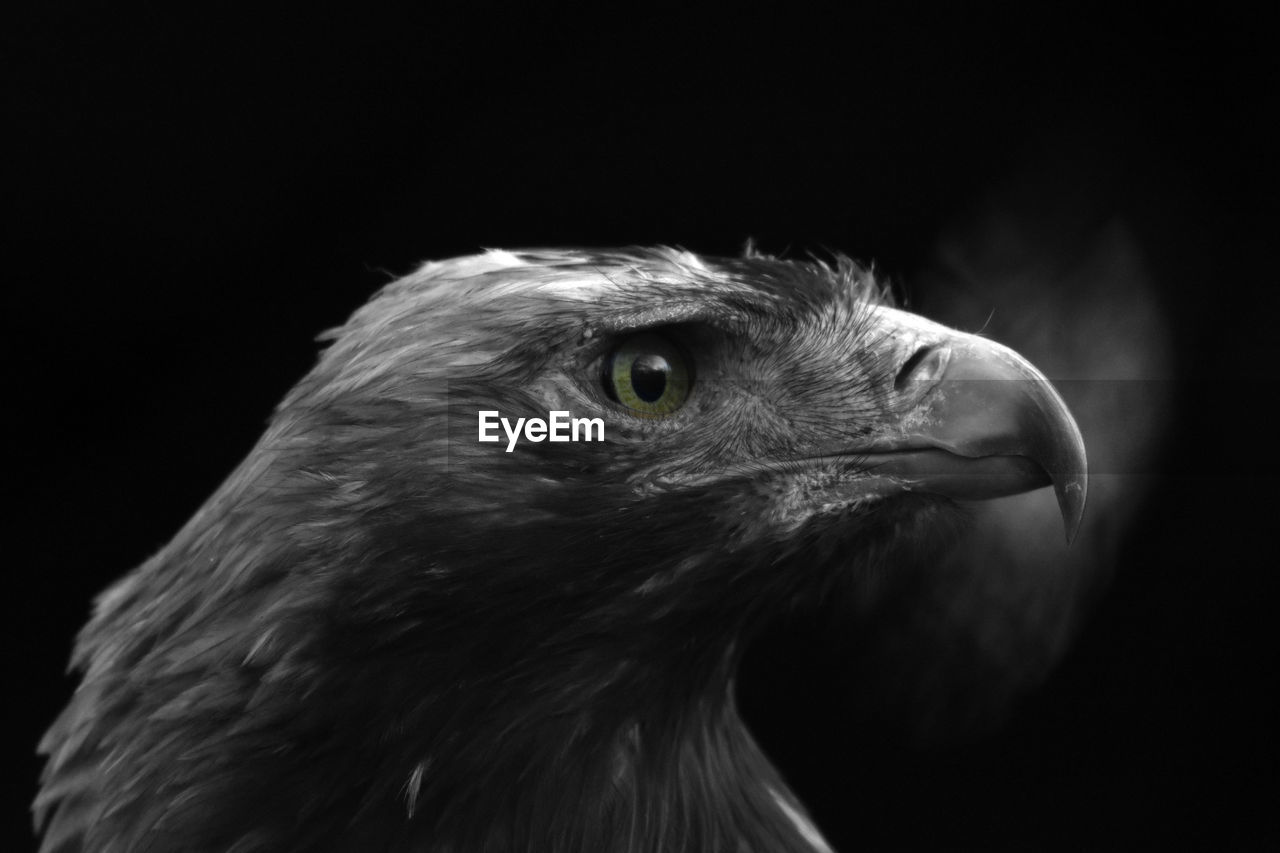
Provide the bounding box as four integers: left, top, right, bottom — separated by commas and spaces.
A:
1056, 476, 1088, 545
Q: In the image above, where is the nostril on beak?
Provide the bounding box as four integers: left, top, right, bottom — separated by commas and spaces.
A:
894, 344, 949, 391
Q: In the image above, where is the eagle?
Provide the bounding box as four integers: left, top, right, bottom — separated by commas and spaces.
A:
35, 247, 1086, 853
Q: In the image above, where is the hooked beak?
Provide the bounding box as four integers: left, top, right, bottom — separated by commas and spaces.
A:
848, 319, 1088, 542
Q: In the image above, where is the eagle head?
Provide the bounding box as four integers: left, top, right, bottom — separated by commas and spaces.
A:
37, 247, 1086, 852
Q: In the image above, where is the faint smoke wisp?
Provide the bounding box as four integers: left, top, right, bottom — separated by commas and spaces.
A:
847, 167, 1174, 740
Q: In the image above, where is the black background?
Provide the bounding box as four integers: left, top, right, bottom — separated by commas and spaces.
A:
8, 6, 1277, 850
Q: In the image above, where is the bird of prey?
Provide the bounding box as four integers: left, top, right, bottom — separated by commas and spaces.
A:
35, 247, 1086, 853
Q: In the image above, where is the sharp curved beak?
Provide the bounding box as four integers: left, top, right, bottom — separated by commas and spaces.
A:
853, 326, 1088, 542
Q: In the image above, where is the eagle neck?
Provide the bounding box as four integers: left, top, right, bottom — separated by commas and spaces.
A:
373, 642, 828, 852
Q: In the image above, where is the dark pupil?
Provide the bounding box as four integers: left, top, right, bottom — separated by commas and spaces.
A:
630, 353, 670, 402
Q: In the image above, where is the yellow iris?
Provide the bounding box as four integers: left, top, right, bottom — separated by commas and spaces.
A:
607, 333, 691, 417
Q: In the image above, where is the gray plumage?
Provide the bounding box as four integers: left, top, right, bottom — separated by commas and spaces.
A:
36, 247, 1089, 852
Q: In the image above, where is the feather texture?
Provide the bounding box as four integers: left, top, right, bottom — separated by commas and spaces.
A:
37, 247, 1075, 852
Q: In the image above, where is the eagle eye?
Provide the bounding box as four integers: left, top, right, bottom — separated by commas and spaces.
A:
604, 332, 691, 417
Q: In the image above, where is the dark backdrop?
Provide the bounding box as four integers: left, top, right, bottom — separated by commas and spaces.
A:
8, 7, 1276, 850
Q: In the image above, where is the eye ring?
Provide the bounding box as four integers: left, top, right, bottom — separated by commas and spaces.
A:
604, 332, 692, 417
